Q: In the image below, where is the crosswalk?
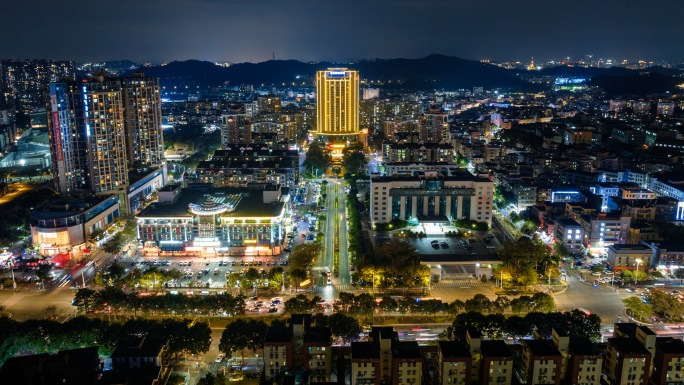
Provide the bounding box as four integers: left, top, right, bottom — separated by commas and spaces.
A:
313, 283, 353, 292
433, 281, 490, 288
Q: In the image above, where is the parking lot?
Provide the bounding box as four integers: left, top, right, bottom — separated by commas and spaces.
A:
127, 256, 289, 289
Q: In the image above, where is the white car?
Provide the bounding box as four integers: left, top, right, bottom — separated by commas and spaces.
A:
215, 354, 225, 363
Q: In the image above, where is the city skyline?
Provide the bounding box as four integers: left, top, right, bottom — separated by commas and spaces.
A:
2, 0, 684, 63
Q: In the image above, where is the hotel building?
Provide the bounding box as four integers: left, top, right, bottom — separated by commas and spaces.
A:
315, 68, 359, 137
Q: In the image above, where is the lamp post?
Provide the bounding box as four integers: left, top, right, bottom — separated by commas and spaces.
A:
635, 259, 642, 286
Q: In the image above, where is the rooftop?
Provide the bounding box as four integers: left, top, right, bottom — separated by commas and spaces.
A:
655, 337, 684, 355
265, 326, 293, 343
392, 341, 422, 359
480, 340, 512, 358
351, 342, 380, 360
523, 339, 562, 357
438, 341, 472, 359
110, 337, 167, 359
608, 337, 651, 355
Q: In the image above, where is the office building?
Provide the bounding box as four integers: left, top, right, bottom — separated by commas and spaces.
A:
370, 171, 494, 227
315, 68, 359, 137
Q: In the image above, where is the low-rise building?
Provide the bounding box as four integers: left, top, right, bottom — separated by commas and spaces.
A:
606, 244, 654, 271
479, 340, 514, 385
0, 346, 101, 385
29, 195, 121, 261
604, 338, 651, 385
264, 326, 294, 380
437, 341, 472, 385
554, 217, 585, 255
521, 339, 563, 385
651, 337, 684, 385
352, 342, 381, 385
105, 337, 170, 385
392, 342, 422, 385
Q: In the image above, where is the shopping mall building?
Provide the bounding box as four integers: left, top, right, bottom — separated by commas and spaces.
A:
136, 183, 290, 256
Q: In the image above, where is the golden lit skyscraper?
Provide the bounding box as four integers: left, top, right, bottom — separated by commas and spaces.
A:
316, 68, 359, 136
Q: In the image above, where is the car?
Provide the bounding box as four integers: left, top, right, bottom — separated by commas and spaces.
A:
672, 290, 681, 294
591, 272, 601, 276
486, 245, 495, 249
268, 307, 278, 313
430, 240, 439, 245
440, 241, 448, 248
432, 243, 440, 249
216, 354, 225, 363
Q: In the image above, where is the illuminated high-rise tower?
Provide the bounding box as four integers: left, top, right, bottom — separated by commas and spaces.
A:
121, 74, 164, 168
49, 76, 128, 194
315, 68, 359, 136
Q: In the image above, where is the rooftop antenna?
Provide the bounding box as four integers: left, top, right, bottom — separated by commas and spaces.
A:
272, 52, 275, 61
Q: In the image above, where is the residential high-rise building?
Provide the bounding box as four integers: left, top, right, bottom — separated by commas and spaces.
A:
49, 73, 165, 196
315, 68, 359, 136
121, 74, 163, 168
1, 59, 75, 114
49, 76, 128, 194
221, 114, 252, 146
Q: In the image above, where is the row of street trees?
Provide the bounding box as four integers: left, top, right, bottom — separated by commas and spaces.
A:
281, 291, 556, 322
73, 287, 245, 318
446, 309, 601, 342
0, 316, 211, 367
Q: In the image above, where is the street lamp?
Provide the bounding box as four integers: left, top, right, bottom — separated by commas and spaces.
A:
635, 259, 642, 286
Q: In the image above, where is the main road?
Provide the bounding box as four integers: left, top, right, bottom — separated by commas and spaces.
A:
315, 178, 350, 300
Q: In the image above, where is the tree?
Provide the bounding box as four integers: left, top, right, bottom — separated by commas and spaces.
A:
531, 292, 555, 312
36, 263, 52, 282
284, 294, 316, 314
303, 141, 331, 176
510, 296, 534, 314
328, 313, 362, 343
503, 315, 532, 341
197, 373, 227, 385
341, 142, 368, 179
267, 266, 284, 290
287, 268, 308, 292
185, 322, 212, 357
447, 300, 465, 316
219, 319, 250, 360
379, 296, 398, 316
72, 288, 97, 314
288, 244, 320, 270
622, 296, 653, 321
649, 290, 684, 320
244, 268, 260, 287
464, 294, 492, 313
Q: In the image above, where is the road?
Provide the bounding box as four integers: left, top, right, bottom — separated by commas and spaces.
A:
314, 178, 351, 301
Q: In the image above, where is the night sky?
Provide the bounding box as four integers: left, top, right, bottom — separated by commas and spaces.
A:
2, 0, 683, 63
